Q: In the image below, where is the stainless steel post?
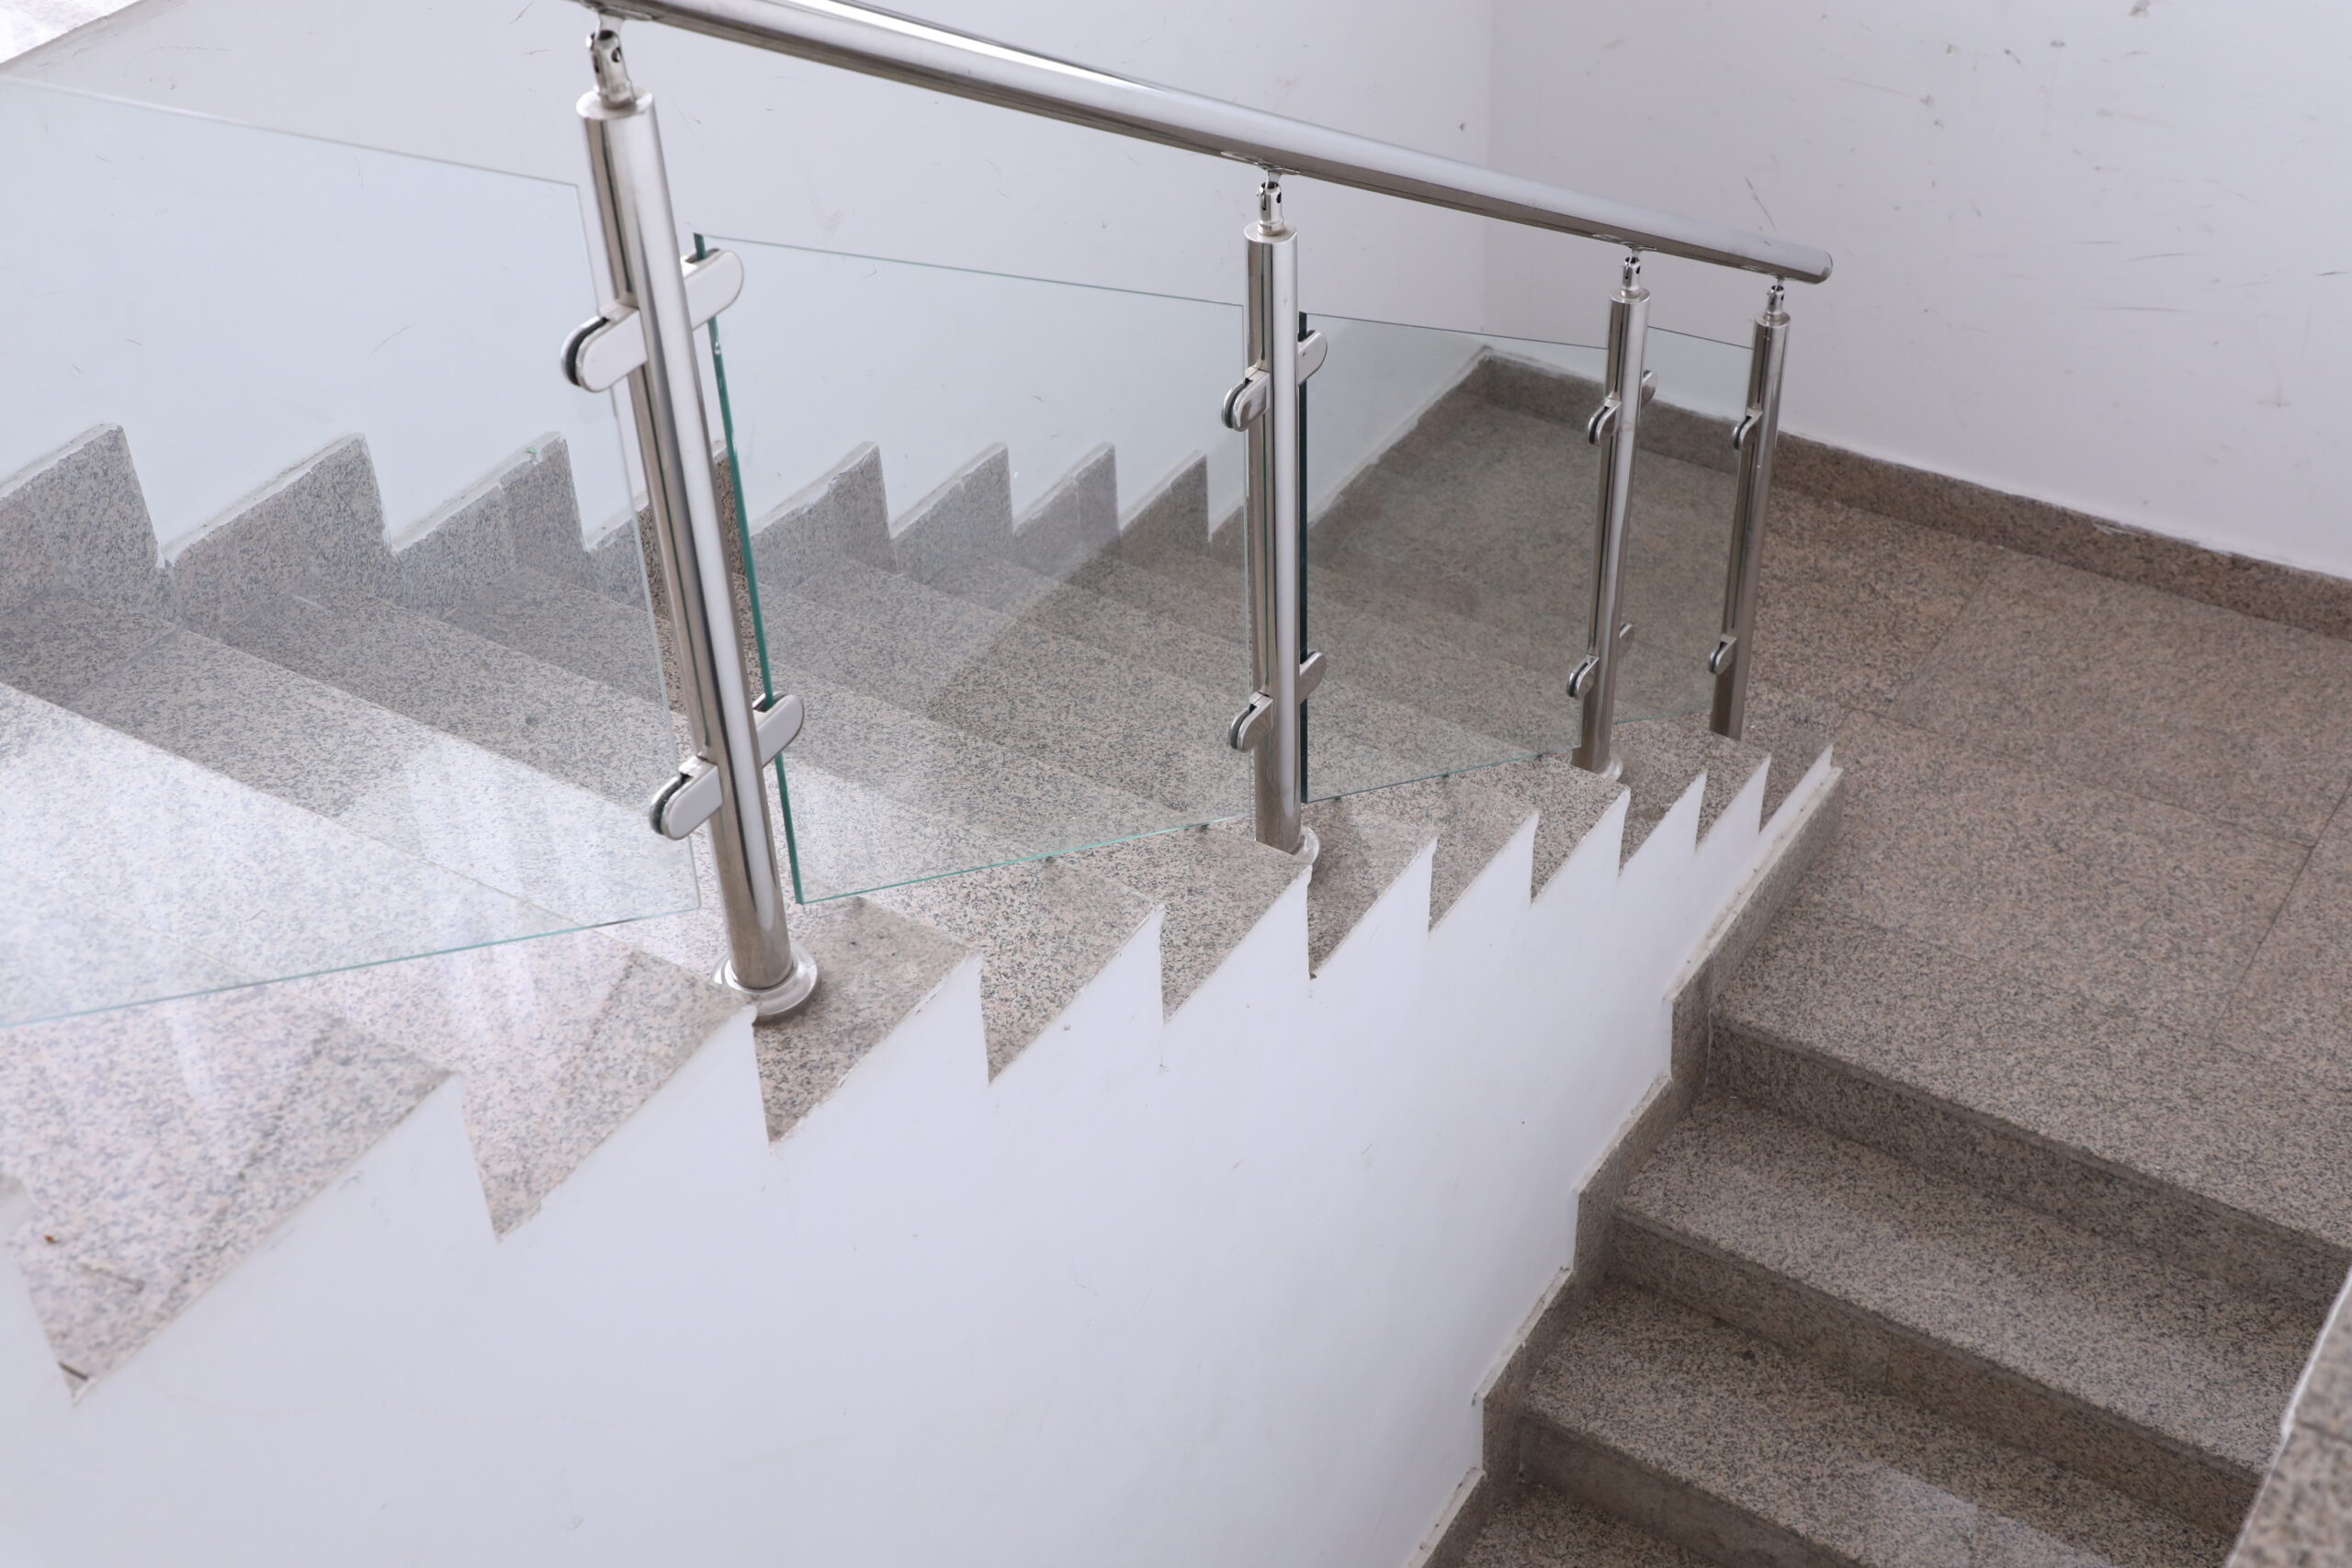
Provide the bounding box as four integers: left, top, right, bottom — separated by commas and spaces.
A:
1568, 254, 1652, 780
579, 23, 816, 1017
1239, 176, 1307, 854
1710, 281, 1791, 740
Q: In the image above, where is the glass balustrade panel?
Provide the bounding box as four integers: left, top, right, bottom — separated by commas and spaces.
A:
703, 236, 1252, 901
1297, 313, 1604, 801
0, 81, 695, 1029
1615, 323, 1752, 729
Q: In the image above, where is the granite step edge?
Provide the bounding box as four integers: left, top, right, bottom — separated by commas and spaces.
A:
1456, 1480, 1707, 1568
855, 515, 1531, 808
1522, 1282, 2233, 1568
745, 450, 1446, 820
1712, 1008, 2352, 1313
1613, 1097, 2301, 1530
1712, 902, 2352, 1312
1613, 1201, 2266, 1534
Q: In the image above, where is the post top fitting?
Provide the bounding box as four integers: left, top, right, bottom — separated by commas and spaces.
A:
1620, 252, 1643, 288
1249, 174, 1294, 241
590, 24, 636, 107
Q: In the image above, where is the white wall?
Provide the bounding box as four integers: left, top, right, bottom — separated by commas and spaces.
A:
0, 757, 1829, 1568
1487, 0, 2352, 579
23, 0, 2351, 576
0, 81, 631, 555
0, 0, 1497, 319
6, 0, 1501, 545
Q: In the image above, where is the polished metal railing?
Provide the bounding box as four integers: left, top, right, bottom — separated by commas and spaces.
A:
568, 0, 1826, 1010
1712, 285, 1792, 741
570, 28, 818, 1017
590, 0, 1830, 284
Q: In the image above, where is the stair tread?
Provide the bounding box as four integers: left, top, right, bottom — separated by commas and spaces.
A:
1312, 393, 1735, 660
1616, 714, 1774, 860
1460, 1483, 1704, 1568
1474, 753, 1625, 894
537, 503, 1208, 899
0, 682, 569, 988
442, 565, 666, 703
0, 859, 244, 1024
772, 551, 1445, 826
767, 556, 1250, 816
62, 621, 694, 927
601, 754, 1139, 1077
870, 851, 1156, 1077
1529, 1282, 2232, 1568
1718, 897, 2352, 1261
1621, 1094, 2312, 1475
0, 983, 445, 1382
777, 675, 1179, 898
1298, 792, 1438, 974
1318, 766, 1537, 925
214, 582, 675, 807
1062, 821, 1307, 1016
1080, 547, 1572, 757
905, 549, 1529, 793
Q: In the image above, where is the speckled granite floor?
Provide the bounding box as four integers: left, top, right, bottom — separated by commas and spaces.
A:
1462, 482, 2352, 1567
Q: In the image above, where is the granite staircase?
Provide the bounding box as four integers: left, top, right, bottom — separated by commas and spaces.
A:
1447, 484, 2352, 1567
0, 355, 1826, 1392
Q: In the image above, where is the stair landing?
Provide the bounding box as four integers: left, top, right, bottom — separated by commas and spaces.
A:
1462, 488, 2352, 1568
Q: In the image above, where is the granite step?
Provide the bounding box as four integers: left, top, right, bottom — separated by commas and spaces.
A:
0, 983, 447, 1385
741, 454, 1430, 819
1075, 546, 1574, 762
1302, 379, 1736, 668
0, 682, 570, 1012
51, 617, 694, 928
772, 675, 1188, 898
873, 540, 1528, 809
1615, 715, 1776, 861
1066, 823, 1307, 1017
201, 581, 676, 809
758, 554, 1267, 824
1294, 752, 1624, 976
607, 750, 1291, 1072
1149, 513, 1718, 749
1525, 1281, 2231, 1568
441, 563, 669, 705
147, 436, 1307, 1066
1713, 898, 2352, 1313
1308, 764, 1537, 929
426, 553, 1183, 901
1458, 1482, 1705, 1568
1114, 457, 1567, 682
1612, 1094, 2315, 1530
0, 860, 244, 1026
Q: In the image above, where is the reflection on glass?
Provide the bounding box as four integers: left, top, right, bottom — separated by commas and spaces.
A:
706, 236, 1255, 901
1297, 310, 1751, 802
0, 83, 695, 1028
1618, 324, 1749, 729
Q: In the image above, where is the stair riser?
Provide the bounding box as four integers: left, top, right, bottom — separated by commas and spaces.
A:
1711, 1021, 2349, 1314
1613, 1217, 2258, 1533
1520, 1422, 1849, 1568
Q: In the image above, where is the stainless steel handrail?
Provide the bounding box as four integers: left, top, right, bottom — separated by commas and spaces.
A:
590, 0, 1833, 284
